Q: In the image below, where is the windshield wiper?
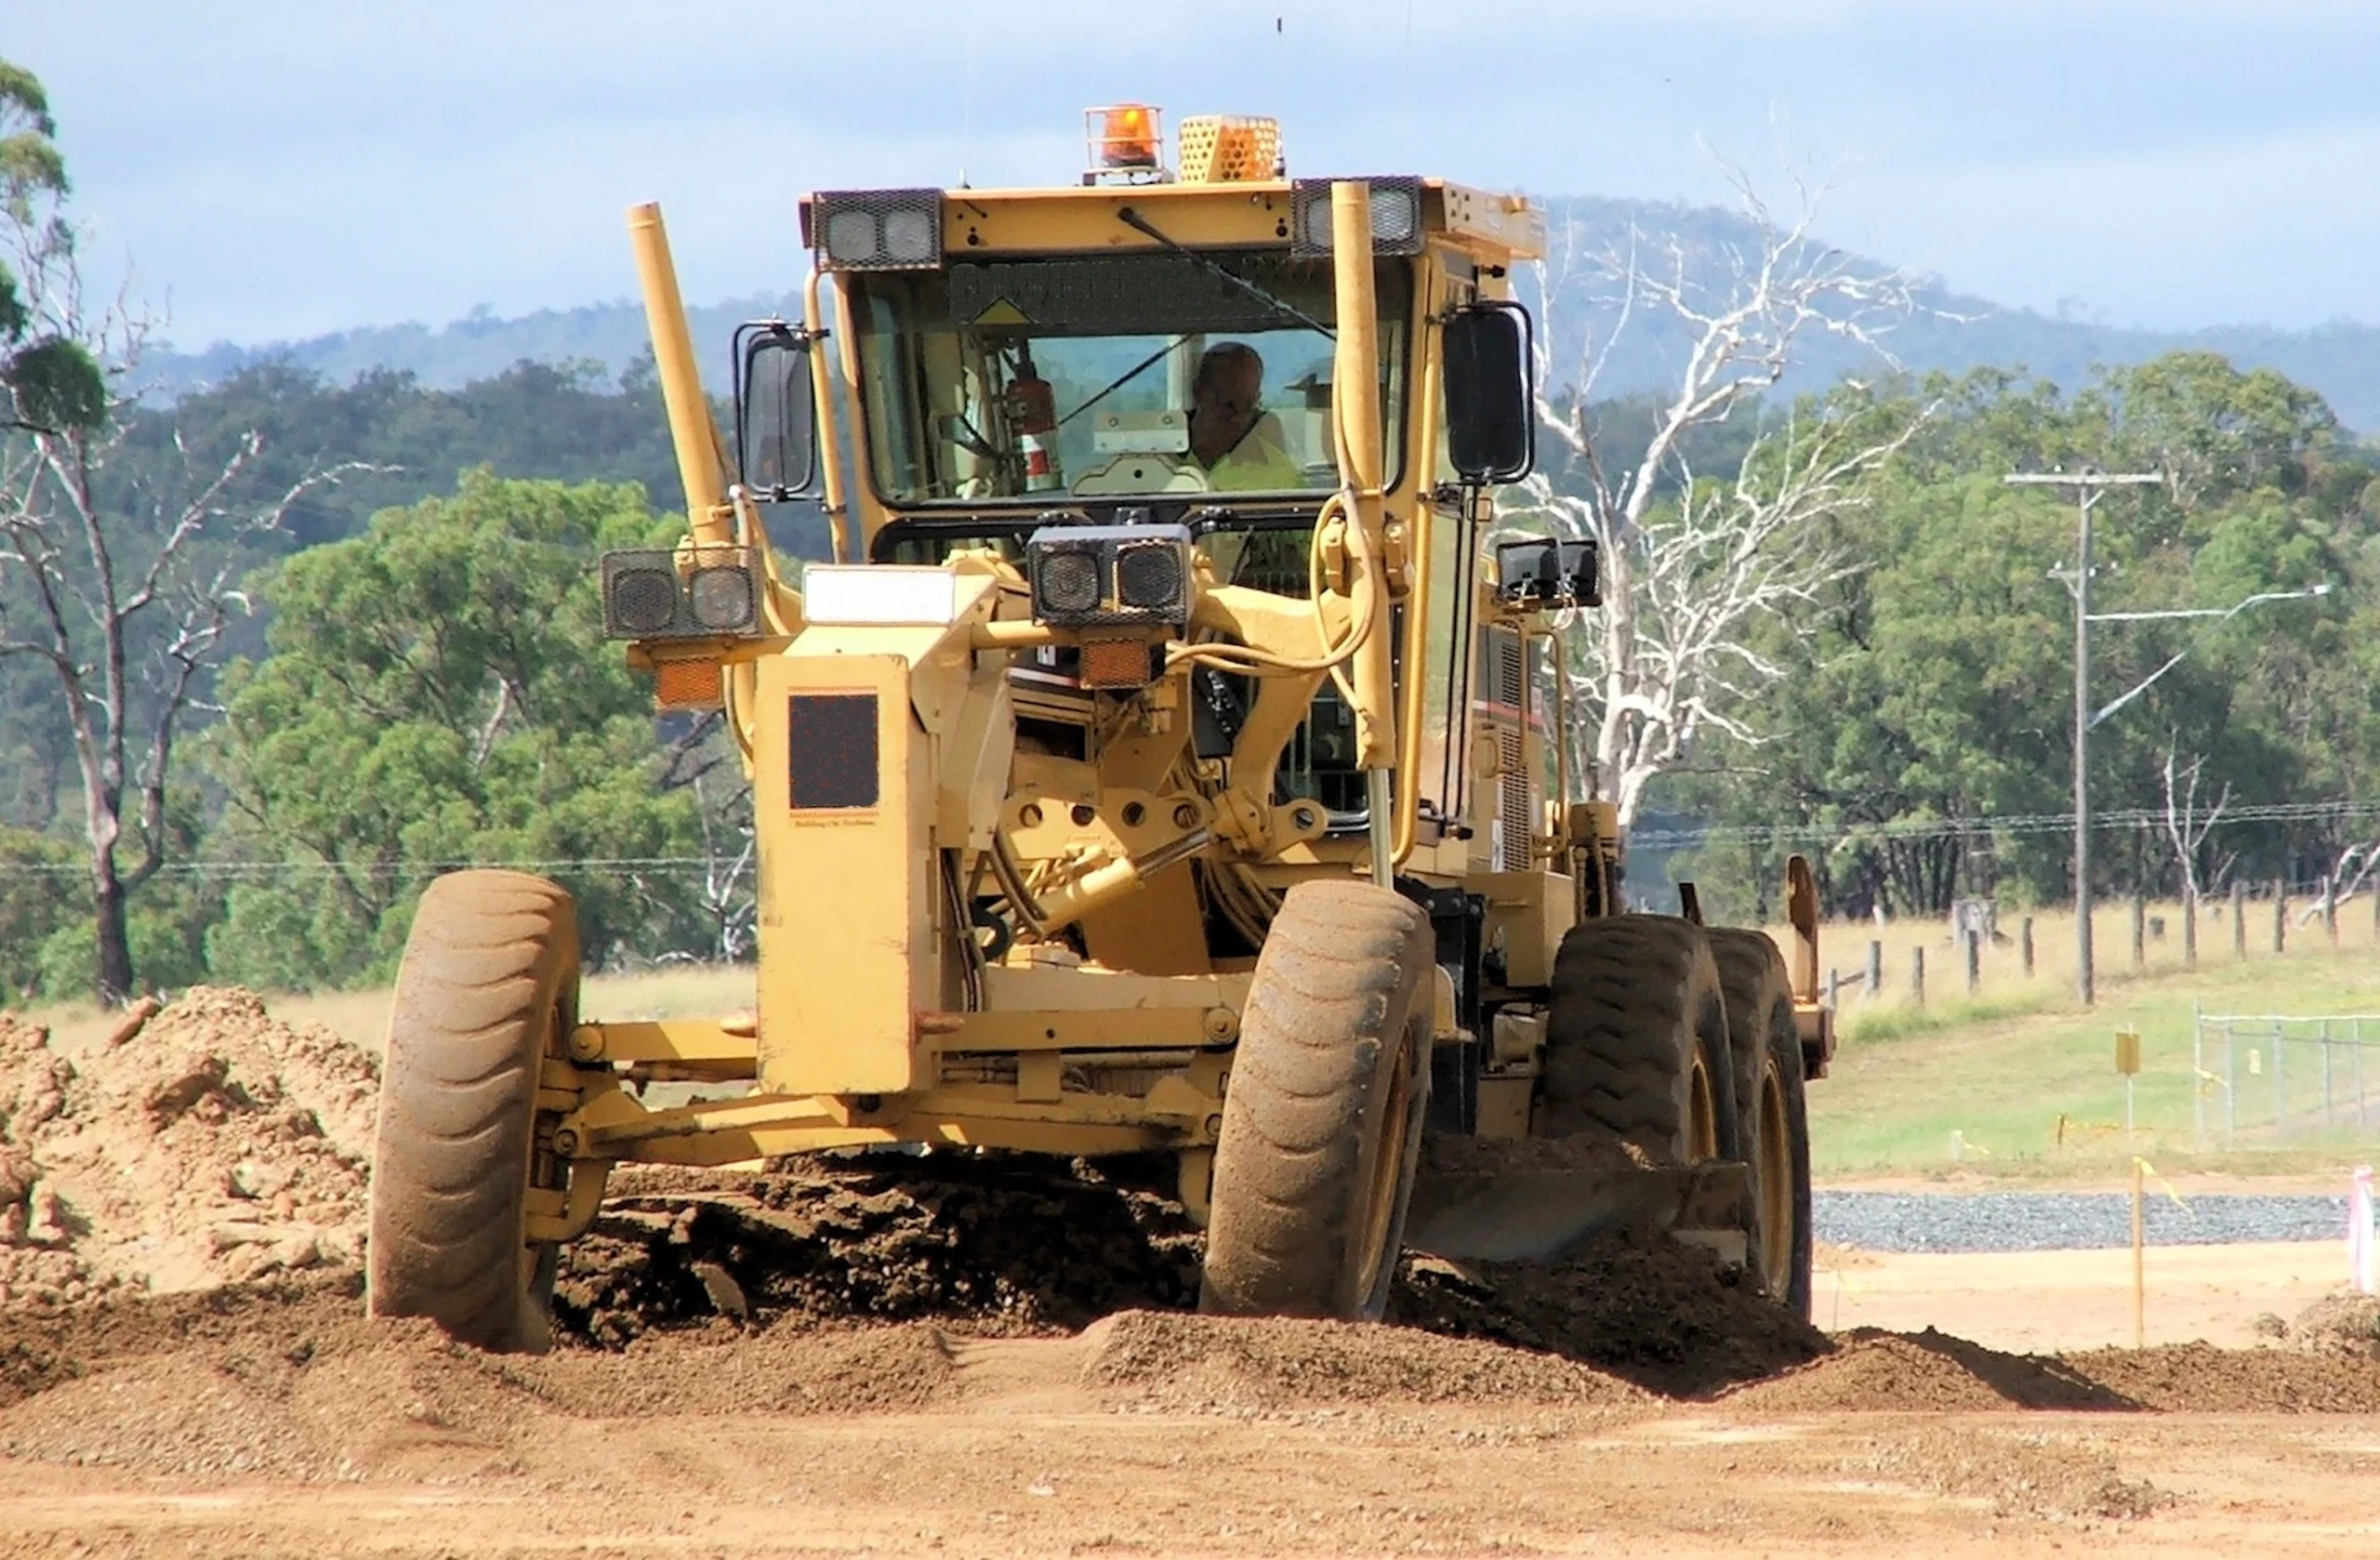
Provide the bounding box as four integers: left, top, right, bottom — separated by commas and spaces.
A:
1056, 334, 1189, 429
1115, 207, 1336, 339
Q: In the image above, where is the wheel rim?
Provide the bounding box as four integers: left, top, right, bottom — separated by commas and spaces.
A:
1756, 1053, 1794, 1297
1354, 1032, 1419, 1295
1686, 1052, 1719, 1161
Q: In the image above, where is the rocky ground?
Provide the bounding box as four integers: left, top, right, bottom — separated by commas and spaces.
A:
9, 988, 2380, 1556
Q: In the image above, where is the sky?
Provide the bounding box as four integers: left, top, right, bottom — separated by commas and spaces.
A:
16, 0, 2380, 350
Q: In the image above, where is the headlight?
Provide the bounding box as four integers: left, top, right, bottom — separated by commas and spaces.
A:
1036, 549, 1104, 617
1114, 541, 1184, 612
1025, 522, 1194, 628
606, 568, 681, 637
600, 547, 766, 640
689, 565, 757, 631
1289, 176, 1425, 258
805, 189, 945, 271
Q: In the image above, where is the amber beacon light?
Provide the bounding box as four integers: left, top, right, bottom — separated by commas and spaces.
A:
1087, 103, 1163, 170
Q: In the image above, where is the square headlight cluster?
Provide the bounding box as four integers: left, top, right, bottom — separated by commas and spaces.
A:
803, 188, 945, 271
1494, 536, 1601, 611
1025, 522, 1194, 629
601, 547, 764, 640
1289, 176, 1425, 258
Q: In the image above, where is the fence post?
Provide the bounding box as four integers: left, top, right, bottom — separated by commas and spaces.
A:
2274, 879, 2289, 955
1964, 927, 1981, 995
1866, 939, 1883, 998
2192, 1001, 2204, 1150
2323, 876, 2339, 945
2233, 881, 2248, 960
2020, 916, 2035, 976
1911, 945, 1926, 1009
2225, 1017, 2237, 1144
1826, 967, 1842, 1012
2183, 888, 2198, 968
2131, 894, 2147, 971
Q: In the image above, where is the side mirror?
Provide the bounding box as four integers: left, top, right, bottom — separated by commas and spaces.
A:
1496, 535, 1598, 610
733, 322, 818, 498
1442, 301, 1536, 484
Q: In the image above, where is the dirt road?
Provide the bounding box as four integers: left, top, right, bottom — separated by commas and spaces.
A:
7, 1289, 2380, 1559
12, 989, 2380, 1556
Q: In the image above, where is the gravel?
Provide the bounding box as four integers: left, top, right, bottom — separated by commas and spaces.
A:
1815, 1190, 2354, 1253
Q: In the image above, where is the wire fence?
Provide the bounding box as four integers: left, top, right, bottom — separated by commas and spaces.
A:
1633, 798, 2380, 853
2195, 1011, 2380, 1148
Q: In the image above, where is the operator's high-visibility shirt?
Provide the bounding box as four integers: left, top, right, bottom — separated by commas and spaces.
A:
1203, 415, 1303, 491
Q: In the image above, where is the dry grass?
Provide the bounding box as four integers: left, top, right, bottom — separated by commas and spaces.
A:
1764, 892, 2378, 1046
9, 964, 758, 1061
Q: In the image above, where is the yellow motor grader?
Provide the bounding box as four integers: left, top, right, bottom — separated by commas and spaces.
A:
364, 108, 1832, 1351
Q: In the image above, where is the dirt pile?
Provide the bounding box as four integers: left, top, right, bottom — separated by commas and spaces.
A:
1725, 1328, 2127, 1412
2287, 1291, 2380, 1357
1727, 1327, 2380, 1415
0, 1271, 964, 1479
0, 988, 376, 1306
554, 1153, 1204, 1346
2071, 1342, 2380, 1412
1081, 1308, 1646, 1411
1392, 1227, 1831, 1395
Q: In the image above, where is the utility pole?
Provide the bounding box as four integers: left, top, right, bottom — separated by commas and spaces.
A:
2008, 469, 2162, 1007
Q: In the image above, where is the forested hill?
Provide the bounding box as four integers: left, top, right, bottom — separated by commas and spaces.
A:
144, 195, 2380, 432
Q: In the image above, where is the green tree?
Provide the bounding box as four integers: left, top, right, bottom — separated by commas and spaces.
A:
0, 58, 343, 1004
209, 470, 733, 987
0, 61, 101, 436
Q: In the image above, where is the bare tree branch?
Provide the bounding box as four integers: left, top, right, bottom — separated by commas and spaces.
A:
1512, 156, 1937, 828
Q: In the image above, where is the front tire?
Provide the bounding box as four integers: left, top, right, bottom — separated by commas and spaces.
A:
366, 870, 578, 1353
1199, 880, 1434, 1321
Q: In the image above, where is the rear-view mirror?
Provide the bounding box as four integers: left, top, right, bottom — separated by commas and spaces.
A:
734, 323, 818, 498
1443, 302, 1536, 484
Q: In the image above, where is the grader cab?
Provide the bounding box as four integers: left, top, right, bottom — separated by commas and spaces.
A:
364, 109, 1833, 1351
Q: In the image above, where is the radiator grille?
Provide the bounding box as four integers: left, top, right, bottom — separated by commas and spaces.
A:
1485, 628, 1533, 871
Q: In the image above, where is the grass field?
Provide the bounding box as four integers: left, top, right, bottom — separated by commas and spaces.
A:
1798, 900, 2380, 1180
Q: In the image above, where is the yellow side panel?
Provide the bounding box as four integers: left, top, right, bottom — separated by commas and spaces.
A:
1078, 861, 1213, 977
755, 654, 929, 1096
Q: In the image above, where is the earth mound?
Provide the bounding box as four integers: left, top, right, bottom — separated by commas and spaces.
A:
1080, 1307, 1646, 1410
0, 989, 376, 1306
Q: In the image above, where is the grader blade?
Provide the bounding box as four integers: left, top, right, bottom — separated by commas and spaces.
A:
1403, 1160, 1752, 1264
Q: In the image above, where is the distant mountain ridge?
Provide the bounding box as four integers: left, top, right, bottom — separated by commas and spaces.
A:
145, 196, 2380, 432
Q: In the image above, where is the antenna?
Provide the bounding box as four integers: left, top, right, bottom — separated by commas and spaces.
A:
958, 14, 981, 187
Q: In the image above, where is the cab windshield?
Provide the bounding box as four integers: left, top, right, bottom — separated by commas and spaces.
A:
843, 252, 1411, 506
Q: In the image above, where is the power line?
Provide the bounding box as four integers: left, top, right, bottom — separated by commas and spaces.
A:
1632, 798, 2380, 853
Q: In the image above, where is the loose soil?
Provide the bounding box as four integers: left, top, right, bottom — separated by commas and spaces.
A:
11, 987, 2380, 1555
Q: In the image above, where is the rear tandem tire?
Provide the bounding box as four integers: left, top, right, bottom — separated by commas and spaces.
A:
366, 869, 579, 1354
1198, 879, 1434, 1321
1706, 927, 1814, 1318
1539, 915, 1735, 1164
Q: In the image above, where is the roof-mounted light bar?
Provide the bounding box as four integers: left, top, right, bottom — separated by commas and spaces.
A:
804, 188, 945, 271
1289, 176, 1425, 258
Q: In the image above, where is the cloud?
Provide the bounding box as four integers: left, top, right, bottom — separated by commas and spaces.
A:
20, 0, 2380, 343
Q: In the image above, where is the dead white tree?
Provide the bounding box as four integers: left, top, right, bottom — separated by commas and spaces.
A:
0, 94, 353, 1003
2160, 742, 2232, 901
1511, 160, 1938, 828
690, 769, 756, 963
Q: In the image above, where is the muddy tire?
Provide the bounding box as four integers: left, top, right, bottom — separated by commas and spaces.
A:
1199, 879, 1433, 1321
1540, 915, 1734, 1163
1708, 927, 1813, 1318
367, 870, 578, 1353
